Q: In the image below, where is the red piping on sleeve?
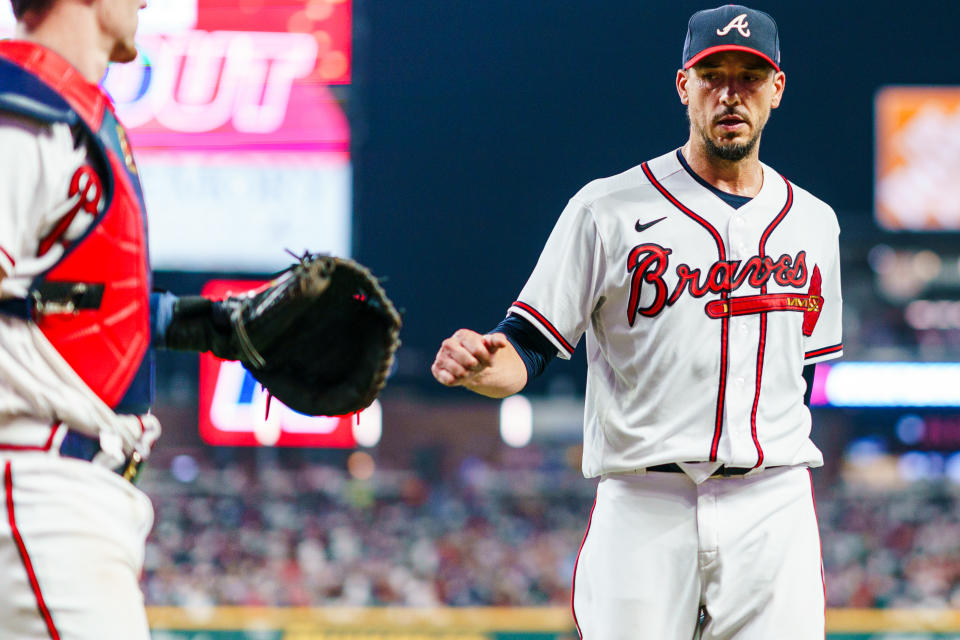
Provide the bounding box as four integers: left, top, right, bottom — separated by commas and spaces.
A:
804, 344, 842, 360
510, 301, 575, 355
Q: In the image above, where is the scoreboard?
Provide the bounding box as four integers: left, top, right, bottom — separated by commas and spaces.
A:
0, 0, 354, 272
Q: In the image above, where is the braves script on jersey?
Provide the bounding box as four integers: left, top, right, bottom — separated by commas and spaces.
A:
0, 116, 91, 296
509, 149, 842, 479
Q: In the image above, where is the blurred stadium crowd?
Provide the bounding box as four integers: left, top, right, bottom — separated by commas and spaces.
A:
138, 456, 960, 609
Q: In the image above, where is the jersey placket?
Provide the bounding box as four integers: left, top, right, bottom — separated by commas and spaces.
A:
719, 208, 762, 466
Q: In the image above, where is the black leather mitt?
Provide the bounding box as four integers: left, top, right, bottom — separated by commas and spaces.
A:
166, 254, 401, 416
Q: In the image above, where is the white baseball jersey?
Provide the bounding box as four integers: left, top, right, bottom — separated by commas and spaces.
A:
509, 149, 842, 480
0, 113, 93, 295
0, 114, 156, 640
0, 112, 112, 439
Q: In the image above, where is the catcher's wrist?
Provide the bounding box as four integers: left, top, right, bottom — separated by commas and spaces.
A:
163, 295, 237, 358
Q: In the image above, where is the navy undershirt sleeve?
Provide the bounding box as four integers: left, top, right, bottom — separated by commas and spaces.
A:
491, 313, 557, 380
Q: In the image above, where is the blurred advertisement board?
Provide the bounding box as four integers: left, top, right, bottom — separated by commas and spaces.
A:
875, 87, 960, 231
150, 635, 960, 640
199, 355, 361, 447
1, 1, 352, 271
145, 607, 960, 639
812, 362, 960, 408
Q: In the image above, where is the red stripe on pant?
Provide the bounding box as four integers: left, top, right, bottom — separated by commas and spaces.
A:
570, 493, 597, 639
808, 469, 826, 601
4, 461, 62, 639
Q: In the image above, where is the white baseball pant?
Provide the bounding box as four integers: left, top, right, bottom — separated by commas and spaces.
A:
572, 466, 824, 640
0, 453, 154, 640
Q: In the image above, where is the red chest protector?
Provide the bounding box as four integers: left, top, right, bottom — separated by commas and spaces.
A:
0, 42, 150, 409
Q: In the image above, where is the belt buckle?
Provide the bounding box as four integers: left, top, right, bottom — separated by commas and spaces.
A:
121, 451, 143, 483
716, 465, 750, 478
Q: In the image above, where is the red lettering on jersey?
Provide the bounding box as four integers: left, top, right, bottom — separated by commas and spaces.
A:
626, 243, 671, 326
785, 250, 807, 286
627, 246, 813, 322
668, 263, 707, 304
746, 256, 773, 288
709, 260, 737, 291
37, 165, 102, 257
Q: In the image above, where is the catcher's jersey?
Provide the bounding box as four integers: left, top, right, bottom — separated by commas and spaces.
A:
0, 114, 90, 292
0, 113, 94, 434
509, 149, 843, 479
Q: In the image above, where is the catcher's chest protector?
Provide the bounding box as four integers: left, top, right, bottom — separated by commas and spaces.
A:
0, 41, 151, 409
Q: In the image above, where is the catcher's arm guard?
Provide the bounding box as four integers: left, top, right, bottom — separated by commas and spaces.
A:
163, 254, 401, 416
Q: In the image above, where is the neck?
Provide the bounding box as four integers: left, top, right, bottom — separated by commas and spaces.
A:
681, 135, 764, 197
16, 3, 110, 84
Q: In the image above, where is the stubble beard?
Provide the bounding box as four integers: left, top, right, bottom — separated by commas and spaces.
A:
688, 109, 765, 163
703, 130, 760, 162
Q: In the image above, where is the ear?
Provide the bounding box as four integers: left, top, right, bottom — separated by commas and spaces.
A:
677, 69, 690, 105
770, 70, 786, 109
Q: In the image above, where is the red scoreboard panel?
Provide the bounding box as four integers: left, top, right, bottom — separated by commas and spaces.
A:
104, 0, 351, 153
198, 279, 358, 447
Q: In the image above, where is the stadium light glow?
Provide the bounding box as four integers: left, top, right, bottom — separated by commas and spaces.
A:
353, 400, 382, 448
500, 395, 533, 448
821, 362, 960, 407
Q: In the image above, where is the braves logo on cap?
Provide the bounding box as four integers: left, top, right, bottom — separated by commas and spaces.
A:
682, 5, 781, 71
716, 14, 750, 38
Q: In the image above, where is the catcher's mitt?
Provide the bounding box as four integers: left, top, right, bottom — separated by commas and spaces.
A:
166, 254, 401, 416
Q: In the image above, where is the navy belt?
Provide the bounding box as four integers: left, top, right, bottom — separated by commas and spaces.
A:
646, 463, 765, 477
59, 430, 143, 482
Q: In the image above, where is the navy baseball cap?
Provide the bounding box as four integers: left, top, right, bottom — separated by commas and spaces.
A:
682, 5, 781, 71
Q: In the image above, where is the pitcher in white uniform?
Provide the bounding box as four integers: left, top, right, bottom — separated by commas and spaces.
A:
432, 5, 842, 639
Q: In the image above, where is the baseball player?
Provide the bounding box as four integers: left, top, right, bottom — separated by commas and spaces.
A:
432, 5, 842, 639
0, 0, 160, 637
0, 1, 395, 638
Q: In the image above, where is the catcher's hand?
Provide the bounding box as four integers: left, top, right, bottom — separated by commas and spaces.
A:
166, 253, 401, 416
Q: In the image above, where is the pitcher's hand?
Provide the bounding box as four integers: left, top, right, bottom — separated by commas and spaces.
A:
431, 329, 509, 387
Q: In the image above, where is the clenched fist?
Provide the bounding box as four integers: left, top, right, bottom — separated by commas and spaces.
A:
431, 329, 510, 387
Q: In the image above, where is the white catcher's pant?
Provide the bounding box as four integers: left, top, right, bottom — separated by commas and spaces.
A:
0, 453, 154, 640
572, 466, 824, 640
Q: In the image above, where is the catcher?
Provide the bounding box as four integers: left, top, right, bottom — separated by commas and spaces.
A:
0, 0, 398, 637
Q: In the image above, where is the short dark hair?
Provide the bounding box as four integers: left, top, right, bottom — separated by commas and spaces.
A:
10, 0, 56, 20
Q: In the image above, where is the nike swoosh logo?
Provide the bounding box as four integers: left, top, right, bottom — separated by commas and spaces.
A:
635, 216, 666, 232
